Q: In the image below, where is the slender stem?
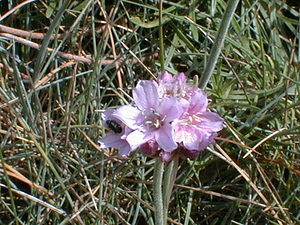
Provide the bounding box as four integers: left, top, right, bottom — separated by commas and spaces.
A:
199, 0, 240, 89
163, 156, 179, 224
153, 158, 164, 225
159, 0, 165, 70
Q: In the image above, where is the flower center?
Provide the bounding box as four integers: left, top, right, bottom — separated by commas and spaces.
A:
180, 113, 202, 127
143, 108, 165, 130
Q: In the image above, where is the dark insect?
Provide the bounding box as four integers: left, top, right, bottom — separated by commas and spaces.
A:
106, 120, 122, 133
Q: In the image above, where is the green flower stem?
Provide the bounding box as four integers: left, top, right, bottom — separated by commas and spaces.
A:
153, 158, 164, 225
163, 155, 179, 224
199, 0, 240, 89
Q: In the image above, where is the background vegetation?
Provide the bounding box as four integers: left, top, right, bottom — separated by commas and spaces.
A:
0, 0, 299, 224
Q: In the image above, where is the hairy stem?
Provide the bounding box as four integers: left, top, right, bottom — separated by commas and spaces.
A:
153, 158, 164, 225
199, 0, 240, 89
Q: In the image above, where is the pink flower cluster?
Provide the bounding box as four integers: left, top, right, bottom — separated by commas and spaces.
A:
99, 72, 224, 162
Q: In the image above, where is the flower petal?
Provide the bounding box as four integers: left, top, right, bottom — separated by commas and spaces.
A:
199, 111, 224, 132
98, 132, 132, 156
172, 125, 200, 150
113, 105, 140, 129
188, 91, 208, 113
133, 80, 159, 110
175, 72, 186, 84
197, 132, 217, 150
172, 124, 185, 143
102, 109, 115, 121
159, 71, 173, 83
126, 130, 151, 150
157, 97, 182, 122
155, 124, 177, 152
118, 145, 133, 156
182, 131, 200, 150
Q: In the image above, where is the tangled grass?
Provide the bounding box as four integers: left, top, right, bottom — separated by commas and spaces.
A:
0, 0, 299, 224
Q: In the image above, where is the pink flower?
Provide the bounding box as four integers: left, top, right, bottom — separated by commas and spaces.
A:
113, 80, 183, 152
172, 91, 223, 151
99, 71, 224, 161
158, 71, 199, 102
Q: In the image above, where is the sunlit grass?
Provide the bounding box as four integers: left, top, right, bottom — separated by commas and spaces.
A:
0, 0, 299, 224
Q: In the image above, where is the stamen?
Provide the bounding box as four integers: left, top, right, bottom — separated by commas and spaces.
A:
154, 119, 160, 128
143, 108, 164, 130
193, 115, 202, 122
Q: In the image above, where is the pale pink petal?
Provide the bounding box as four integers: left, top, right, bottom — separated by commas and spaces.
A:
159, 71, 173, 83
102, 109, 115, 120
155, 124, 177, 152
172, 124, 185, 143
199, 112, 224, 132
182, 130, 200, 150
175, 72, 186, 84
157, 97, 182, 122
98, 132, 132, 156
113, 105, 140, 129
118, 145, 133, 156
188, 91, 208, 113
197, 132, 217, 150
126, 130, 151, 150
98, 132, 122, 148
195, 132, 210, 150
133, 80, 159, 110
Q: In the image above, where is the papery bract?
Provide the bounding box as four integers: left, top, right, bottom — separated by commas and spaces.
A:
140, 139, 160, 156
159, 151, 174, 163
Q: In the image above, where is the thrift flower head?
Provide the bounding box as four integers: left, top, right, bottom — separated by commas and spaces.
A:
172, 91, 223, 151
99, 72, 224, 161
113, 80, 182, 152
158, 71, 199, 102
